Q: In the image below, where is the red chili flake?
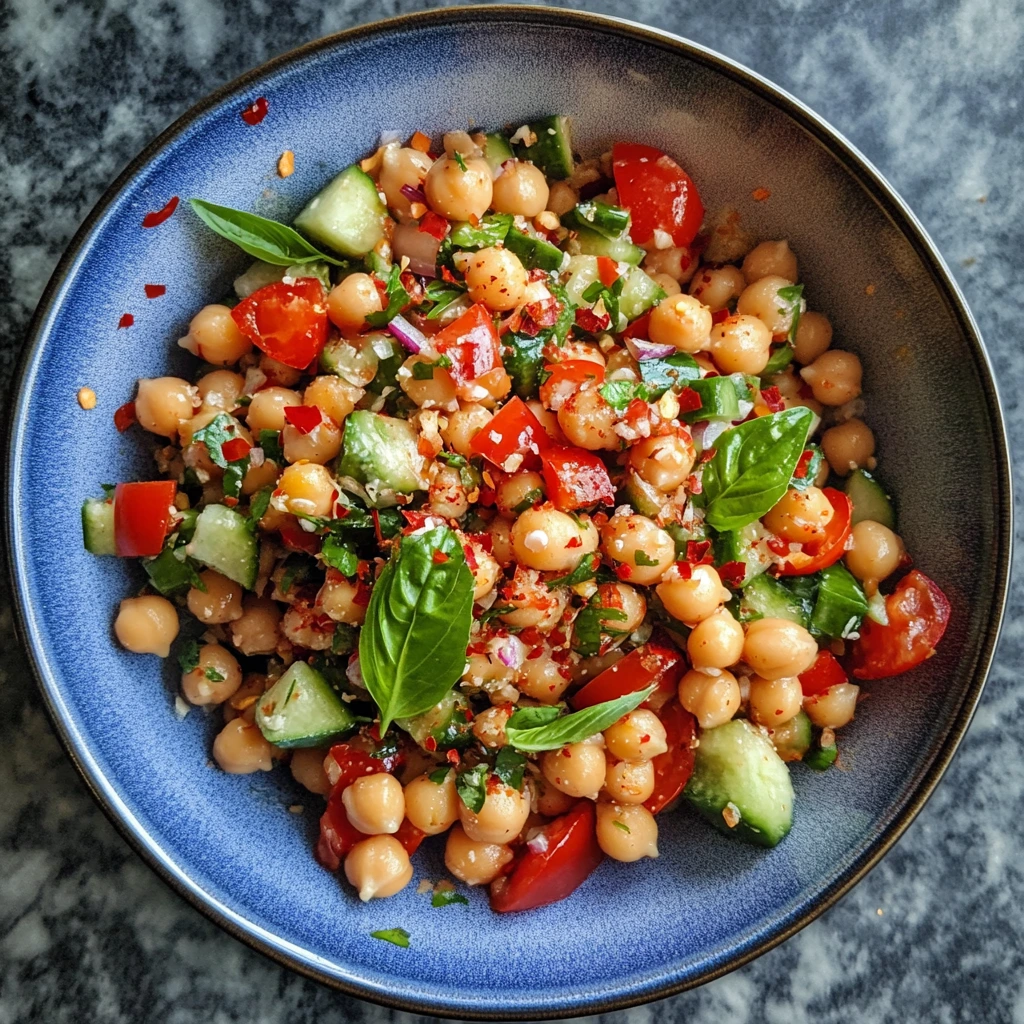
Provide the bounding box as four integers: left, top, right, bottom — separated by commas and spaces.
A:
527, 268, 549, 282
523, 297, 561, 329
424, 736, 438, 752
761, 385, 785, 413
711, 308, 731, 325
677, 387, 703, 413
141, 195, 179, 228
371, 509, 385, 546
622, 311, 652, 340
640, 734, 651, 744
686, 540, 713, 565
574, 307, 610, 333
687, 473, 703, 495
615, 563, 633, 580
797, 381, 815, 400
118, 313, 134, 329
551, 647, 572, 664
220, 437, 251, 462
353, 582, 372, 607
565, 536, 582, 549
223, 495, 239, 508
441, 266, 460, 284
419, 211, 449, 240
698, 447, 717, 465
793, 449, 814, 479
470, 532, 493, 554
283, 404, 322, 434
432, 549, 450, 564
113, 401, 136, 432
446, 749, 461, 766
674, 561, 693, 579
767, 536, 791, 556
241, 96, 269, 125
463, 543, 479, 572
718, 561, 747, 588
527, 647, 544, 660
367, 723, 382, 743
624, 398, 650, 423
143, 284, 166, 299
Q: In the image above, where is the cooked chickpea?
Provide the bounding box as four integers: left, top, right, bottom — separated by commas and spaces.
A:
277, 462, 336, 517
114, 595, 179, 657
197, 370, 245, 413
748, 674, 804, 726
743, 618, 818, 680
541, 742, 607, 800
547, 180, 578, 216
496, 470, 545, 519
400, 356, 458, 409
472, 705, 512, 749
327, 273, 383, 334
499, 570, 568, 631
404, 771, 459, 835
424, 153, 493, 221
444, 825, 513, 886
181, 643, 241, 705
344, 835, 413, 901
846, 520, 903, 583
230, 596, 282, 656
464, 246, 528, 312
290, 747, 332, 796
459, 780, 531, 845
688, 264, 746, 312
822, 418, 875, 476
442, 403, 492, 457
600, 514, 676, 585
596, 583, 647, 634
245, 387, 302, 433
134, 377, 196, 439
793, 310, 833, 364
805, 682, 860, 729
800, 350, 863, 406
426, 464, 468, 519
467, 541, 501, 602
282, 415, 342, 465
492, 159, 550, 217
678, 668, 742, 729
687, 608, 745, 669
303, 376, 362, 426
317, 572, 368, 626
763, 486, 835, 544
595, 802, 659, 862
650, 273, 681, 296
648, 293, 712, 353
186, 570, 242, 625
184, 304, 252, 365
533, 777, 575, 817
342, 773, 405, 835
604, 759, 656, 804
487, 516, 515, 567
657, 564, 731, 625
742, 240, 798, 284
259, 354, 303, 388
517, 654, 572, 703
604, 710, 668, 761
644, 246, 698, 283
379, 145, 433, 220
709, 315, 772, 374
737, 276, 800, 336
511, 506, 598, 573
527, 399, 565, 442
557, 387, 618, 451
212, 718, 274, 774
628, 433, 696, 492
242, 456, 283, 494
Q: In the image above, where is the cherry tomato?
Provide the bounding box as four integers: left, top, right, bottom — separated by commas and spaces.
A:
596, 256, 619, 288
539, 445, 615, 511
279, 521, 321, 556
231, 277, 328, 370
113, 481, 177, 557
799, 649, 848, 696
489, 801, 603, 913
850, 570, 951, 680
571, 643, 683, 711
538, 360, 605, 410
434, 302, 502, 384
776, 488, 852, 576
470, 395, 551, 470
612, 142, 704, 248
645, 701, 697, 814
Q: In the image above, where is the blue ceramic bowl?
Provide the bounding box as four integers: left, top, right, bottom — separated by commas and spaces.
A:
6, 7, 1012, 1019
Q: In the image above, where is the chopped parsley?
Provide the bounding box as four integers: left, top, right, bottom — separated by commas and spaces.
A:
452, 150, 468, 172
248, 486, 272, 529
411, 354, 453, 380
258, 429, 283, 464
331, 623, 358, 655
776, 283, 804, 344
177, 639, 200, 674
428, 767, 453, 784
204, 666, 226, 683
431, 889, 469, 908
455, 763, 490, 814
494, 746, 527, 790
321, 534, 359, 576
633, 550, 659, 567
612, 820, 632, 834
370, 928, 410, 948
573, 594, 629, 657
365, 264, 410, 329
546, 552, 599, 590
190, 413, 237, 469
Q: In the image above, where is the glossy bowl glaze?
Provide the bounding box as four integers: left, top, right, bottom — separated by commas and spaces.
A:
5, 7, 1011, 1019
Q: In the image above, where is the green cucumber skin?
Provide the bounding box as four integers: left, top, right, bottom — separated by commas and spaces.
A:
82, 498, 116, 555
185, 504, 258, 590
482, 132, 514, 174
741, 573, 811, 627
337, 410, 427, 500
574, 226, 644, 266
293, 165, 388, 258
681, 376, 741, 423
623, 470, 669, 519
396, 690, 474, 752
770, 710, 812, 762
712, 521, 773, 585
845, 469, 896, 529
804, 731, 839, 771
255, 662, 357, 748
505, 227, 566, 272
618, 267, 665, 321
512, 115, 574, 179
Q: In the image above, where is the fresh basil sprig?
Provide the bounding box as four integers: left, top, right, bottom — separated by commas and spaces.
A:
505, 685, 655, 753
359, 525, 474, 731
456, 763, 489, 813
546, 552, 599, 591
190, 199, 345, 267
701, 407, 814, 531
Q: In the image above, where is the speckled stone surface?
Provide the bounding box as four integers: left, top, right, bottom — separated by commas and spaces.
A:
1, 0, 1021, 1021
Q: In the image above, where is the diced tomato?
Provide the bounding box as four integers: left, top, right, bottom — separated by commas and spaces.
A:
572, 643, 683, 711
776, 488, 852, 576
114, 401, 137, 432
470, 396, 551, 470
574, 307, 610, 333
538, 360, 605, 409
231, 278, 328, 370
113, 481, 177, 557
418, 211, 449, 240
622, 312, 652, 340
850, 570, 951, 680
279, 520, 321, 555
799, 649, 848, 696
645, 701, 697, 814
596, 256, 619, 288
612, 142, 704, 248
540, 446, 615, 511
434, 303, 502, 384
283, 404, 322, 435
489, 801, 603, 913
394, 819, 427, 856
220, 437, 251, 462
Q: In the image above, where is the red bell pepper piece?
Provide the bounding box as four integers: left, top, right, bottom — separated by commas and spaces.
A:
434, 302, 503, 384
220, 437, 252, 462
113, 481, 177, 557
470, 396, 551, 470
539, 445, 615, 510
283, 404, 323, 435
645, 701, 697, 814
538, 360, 605, 409
798, 649, 848, 696
279, 520, 321, 555
776, 488, 852, 576
231, 277, 328, 370
571, 643, 684, 711
596, 256, 619, 287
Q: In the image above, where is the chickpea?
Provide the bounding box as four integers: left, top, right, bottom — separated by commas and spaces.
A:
459, 780, 531, 845
327, 273, 383, 334
467, 539, 501, 602
181, 643, 242, 705
517, 654, 572, 703
743, 618, 818, 680
770, 366, 824, 416
444, 825, 513, 886
492, 160, 550, 217
442, 403, 492, 457
737, 275, 800, 336
541, 742, 607, 800
511, 506, 598, 573
628, 433, 696, 492
496, 470, 545, 519
290, 747, 332, 796
689, 265, 746, 312
212, 718, 274, 774
277, 462, 336, 518
595, 582, 647, 634
643, 246, 699, 284
317, 572, 368, 626
472, 705, 511, 749
556, 341, 606, 366
742, 240, 798, 284
424, 153, 493, 221
427, 464, 468, 519
546, 181, 578, 216
822, 418, 875, 476
114, 595, 179, 657
805, 682, 860, 728
648, 293, 713, 353
183, 304, 252, 365
800, 350, 863, 406
763, 486, 835, 544
657, 564, 731, 625
178, 410, 251, 456
535, 776, 576, 817
600, 514, 676, 585
709, 315, 772, 374
344, 835, 413, 901
687, 608, 745, 669
595, 802, 659, 862
487, 516, 514, 567
557, 387, 619, 450
342, 773, 405, 835
463, 246, 528, 312
303, 376, 362, 426
748, 674, 803, 726
260, 354, 303, 388
649, 273, 680, 296
604, 759, 656, 804
605, 347, 639, 379
527, 399, 566, 443
404, 771, 459, 835
230, 596, 282, 656
846, 520, 904, 583
499, 570, 569, 631
186, 570, 242, 625
793, 310, 833, 365
678, 668, 742, 729
246, 387, 302, 433
282, 416, 342, 466
379, 145, 433, 220
197, 370, 245, 413
134, 377, 196, 439
399, 356, 458, 409
604, 710, 668, 761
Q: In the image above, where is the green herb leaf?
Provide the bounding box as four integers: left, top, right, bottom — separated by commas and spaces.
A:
449, 214, 513, 250
205, 666, 226, 682
506, 704, 563, 731
331, 623, 358, 655
505, 685, 656, 752
701, 408, 814, 532
144, 545, 204, 595
760, 343, 795, 379
452, 151, 468, 172
370, 928, 410, 948
633, 550, 659, 567
222, 454, 250, 500
258, 429, 283, 464
429, 767, 453, 784
546, 552, 599, 590
612, 820, 632, 833
455, 763, 490, 813
636, 352, 701, 399
777, 284, 804, 344
431, 889, 469, 908
512, 487, 544, 514
248, 487, 272, 529
359, 525, 475, 731
190, 413, 239, 469
563, 200, 631, 239
321, 535, 359, 576
572, 593, 629, 657
100, 483, 116, 498
423, 278, 468, 320
177, 639, 200, 674
789, 446, 825, 492
436, 451, 468, 468
189, 199, 345, 266
365, 264, 410, 329
494, 746, 527, 790
411, 355, 452, 380
599, 380, 641, 412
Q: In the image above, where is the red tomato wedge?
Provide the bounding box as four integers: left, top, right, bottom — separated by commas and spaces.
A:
113, 481, 177, 557
489, 801, 603, 913
540, 445, 615, 511
538, 360, 605, 409
799, 649, 848, 696
470, 396, 551, 470
596, 256, 619, 287
231, 278, 328, 370
850, 570, 951, 680
645, 701, 698, 814
776, 488, 852, 576
612, 142, 704, 248
571, 643, 684, 711
434, 302, 502, 383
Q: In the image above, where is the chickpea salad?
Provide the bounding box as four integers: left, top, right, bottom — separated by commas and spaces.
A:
83, 116, 951, 916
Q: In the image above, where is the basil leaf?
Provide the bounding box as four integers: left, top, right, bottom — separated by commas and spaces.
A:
258, 429, 283, 464
546, 552, 599, 590
189, 199, 344, 267
248, 486, 272, 529
573, 594, 629, 657
701, 408, 814, 532
456, 763, 489, 813
599, 380, 640, 412
494, 746, 527, 790
322, 535, 359, 576
177, 639, 200, 674
761, 343, 794, 379
365, 264, 410, 329
505, 685, 656, 752
505, 705, 563, 731
429, 767, 453, 784
144, 545, 204, 595
190, 413, 237, 469
359, 525, 475, 731
777, 284, 804, 344
637, 352, 701, 399
222, 454, 249, 500
431, 889, 469, 908
331, 623, 358, 655
205, 666, 226, 682
789, 446, 824, 492
450, 214, 513, 250
370, 928, 410, 948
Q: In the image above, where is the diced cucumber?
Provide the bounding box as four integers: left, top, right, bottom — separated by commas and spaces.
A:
482, 132, 514, 175
336, 410, 427, 505
396, 690, 473, 752
562, 201, 631, 240
623, 470, 670, 519
320, 335, 381, 387
563, 255, 601, 307
82, 498, 115, 555
293, 164, 388, 258
512, 115, 574, 179
185, 504, 258, 590
809, 563, 867, 639
254, 662, 357, 748
769, 710, 812, 763
712, 521, 774, 585
740, 573, 811, 627
505, 227, 567, 272
681, 376, 741, 423
845, 469, 896, 529
574, 226, 644, 266
684, 718, 794, 848
618, 266, 665, 321
804, 729, 838, 771
665, 522, 707, 559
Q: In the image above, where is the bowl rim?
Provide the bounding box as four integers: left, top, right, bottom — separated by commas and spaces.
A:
4, 5, 1013, 1019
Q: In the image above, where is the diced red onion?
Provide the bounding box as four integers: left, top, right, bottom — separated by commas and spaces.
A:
626, 337, 677, 361
346, 651, 366, 690
526, 831, 550, 853
388, 314, 429, 354
400, 183, 427, 205
490, 635, 527, 670
392, 221, 441, 278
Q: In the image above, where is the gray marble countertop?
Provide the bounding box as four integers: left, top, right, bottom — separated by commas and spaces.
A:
2, 0, 1022, 1021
